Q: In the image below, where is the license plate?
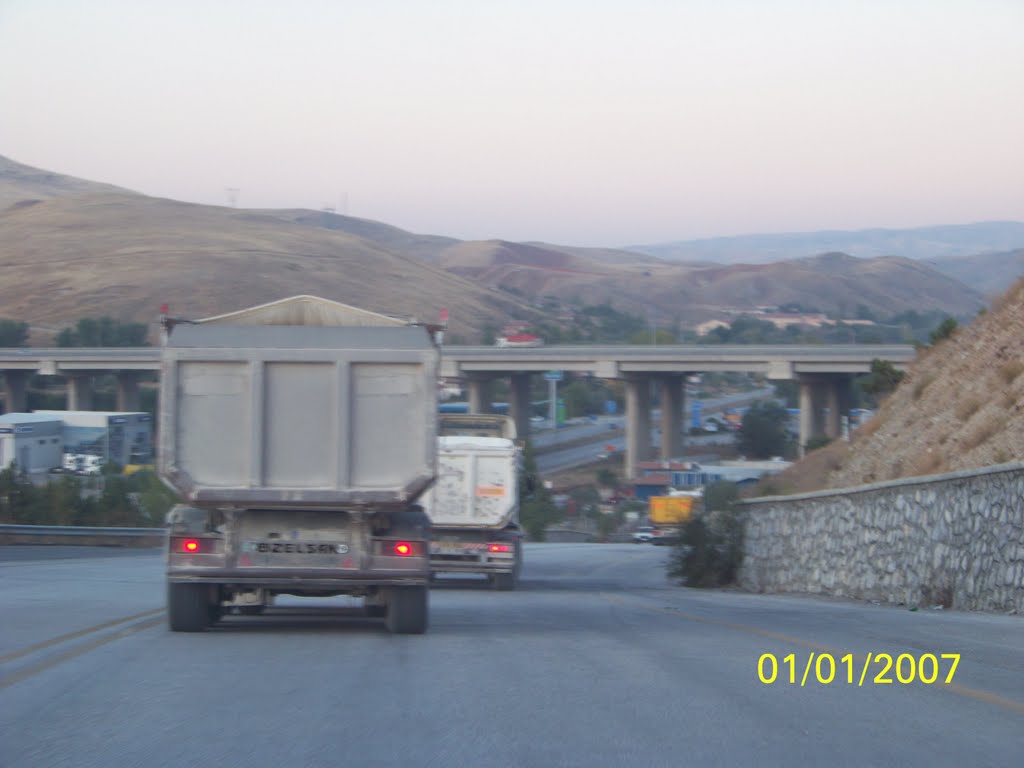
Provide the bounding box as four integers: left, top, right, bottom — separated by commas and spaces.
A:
243, 541, 349, 555
431, 541, 484, 555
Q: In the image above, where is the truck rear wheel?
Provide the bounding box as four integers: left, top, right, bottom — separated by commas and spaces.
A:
168, 583, 211, 632
492, 572, 516, 591
492, 543, 522, 591
385, 586, 428, 634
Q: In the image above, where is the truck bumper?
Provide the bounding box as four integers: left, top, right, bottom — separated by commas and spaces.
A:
167, 567, 428, 589
429, 557, 515, 576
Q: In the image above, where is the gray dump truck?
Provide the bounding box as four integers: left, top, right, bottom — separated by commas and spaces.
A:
159, 296, 439, 634
422, 414, 522, 590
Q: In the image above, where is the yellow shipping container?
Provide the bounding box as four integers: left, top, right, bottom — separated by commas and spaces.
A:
649, 495, 695, 525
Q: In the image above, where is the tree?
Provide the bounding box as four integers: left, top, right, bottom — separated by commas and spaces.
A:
517, 440, 559, 541
562, 379, 608, 418
55, 317, 150, 347
804, 435, 833, 453
928, 316, 958, 346
737, 401, 791, 459
0, 319, 29, 347
628, 328, 677, 345
667, 481, 745, 588
480, 321, 498, 346
703, 480, 739, 513
860, 358, 905, 400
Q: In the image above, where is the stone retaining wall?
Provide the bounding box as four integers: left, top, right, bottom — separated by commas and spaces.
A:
739, 462, 1024, 613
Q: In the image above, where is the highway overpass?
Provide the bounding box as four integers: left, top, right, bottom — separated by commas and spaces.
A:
0, 344, 915, 476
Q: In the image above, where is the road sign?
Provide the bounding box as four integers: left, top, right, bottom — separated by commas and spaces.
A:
543, 370, 563, 382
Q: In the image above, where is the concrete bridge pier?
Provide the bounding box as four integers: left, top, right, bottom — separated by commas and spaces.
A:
466, 376, 494, 414
798, 374, 855, 455
624, 375, 653, 480
67, 374, 95, 411
507, 372, 532, 440
1, 371, 29, 414
658, 374, 686, 461
116, 371, 142, 412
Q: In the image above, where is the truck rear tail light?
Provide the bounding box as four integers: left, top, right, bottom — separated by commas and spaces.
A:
488, 543, 511, 553
171, 537, 218, 554
375, 540, 425, 557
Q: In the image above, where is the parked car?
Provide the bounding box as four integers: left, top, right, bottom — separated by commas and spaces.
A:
651, 528, 681, 546
632, 526, 655, 544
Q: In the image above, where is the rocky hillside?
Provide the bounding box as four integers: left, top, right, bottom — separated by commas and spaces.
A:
771, 278, 1024, 494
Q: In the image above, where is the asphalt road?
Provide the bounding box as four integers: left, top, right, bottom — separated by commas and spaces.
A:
535, 428, 733, 474
2, 545, 1022, 767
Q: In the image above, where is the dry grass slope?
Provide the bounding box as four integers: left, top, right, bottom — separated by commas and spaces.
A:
0, 154, 996, 342
0, 193, 544, 341
763, 278, 1024, 495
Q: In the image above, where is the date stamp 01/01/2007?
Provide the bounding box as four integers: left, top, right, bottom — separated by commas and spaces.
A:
758, 652, 960, 686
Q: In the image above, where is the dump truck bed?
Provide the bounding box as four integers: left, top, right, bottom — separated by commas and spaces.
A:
420, 436, 518, 529
159, 323, 438, 508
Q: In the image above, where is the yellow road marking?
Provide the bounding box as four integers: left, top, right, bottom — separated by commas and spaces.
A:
0, 608, 165, 664
0, 615, 165, 691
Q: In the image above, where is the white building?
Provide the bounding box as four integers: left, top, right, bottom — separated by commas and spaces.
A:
35, 411, 154, 466
0, 413, 64, 475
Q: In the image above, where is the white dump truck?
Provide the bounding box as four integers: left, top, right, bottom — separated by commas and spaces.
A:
422, 414, 522, 590
159, 296, 439, 633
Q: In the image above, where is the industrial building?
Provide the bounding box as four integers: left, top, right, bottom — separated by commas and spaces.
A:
631, 459, 791, 500
0, 413, 64, 475
35, 411, 154, 466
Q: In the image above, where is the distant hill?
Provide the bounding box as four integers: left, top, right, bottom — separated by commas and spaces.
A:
926, 249, 1024, 297
420, 243, 986, 324
0, 190, 544, 342
0, 154, 992, 341
627, 222, 1024, 264
0, 154, 135, 210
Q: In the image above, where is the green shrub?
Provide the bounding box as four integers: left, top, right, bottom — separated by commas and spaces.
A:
667, 482, 745, 588
804, 435, 833, 453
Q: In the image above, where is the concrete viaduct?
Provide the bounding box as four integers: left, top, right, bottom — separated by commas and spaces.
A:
0, 344, 915, 478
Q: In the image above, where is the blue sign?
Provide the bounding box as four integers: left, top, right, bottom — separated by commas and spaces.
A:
690, 401, 703, 430
543, 370, 563, 382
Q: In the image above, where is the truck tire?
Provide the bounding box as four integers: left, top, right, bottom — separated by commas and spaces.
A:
492, 540, 522, 591
168, 583, 210, 632
492, 572, 516, 591
385, 586, 428, 634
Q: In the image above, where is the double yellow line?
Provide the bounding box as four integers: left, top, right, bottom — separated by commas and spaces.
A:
0, 608, 165, 691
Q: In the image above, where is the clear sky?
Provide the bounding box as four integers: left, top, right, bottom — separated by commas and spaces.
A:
1, 0, 1021, 247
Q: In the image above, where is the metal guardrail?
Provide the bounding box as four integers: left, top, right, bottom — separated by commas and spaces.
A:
0, 524, 166, 538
